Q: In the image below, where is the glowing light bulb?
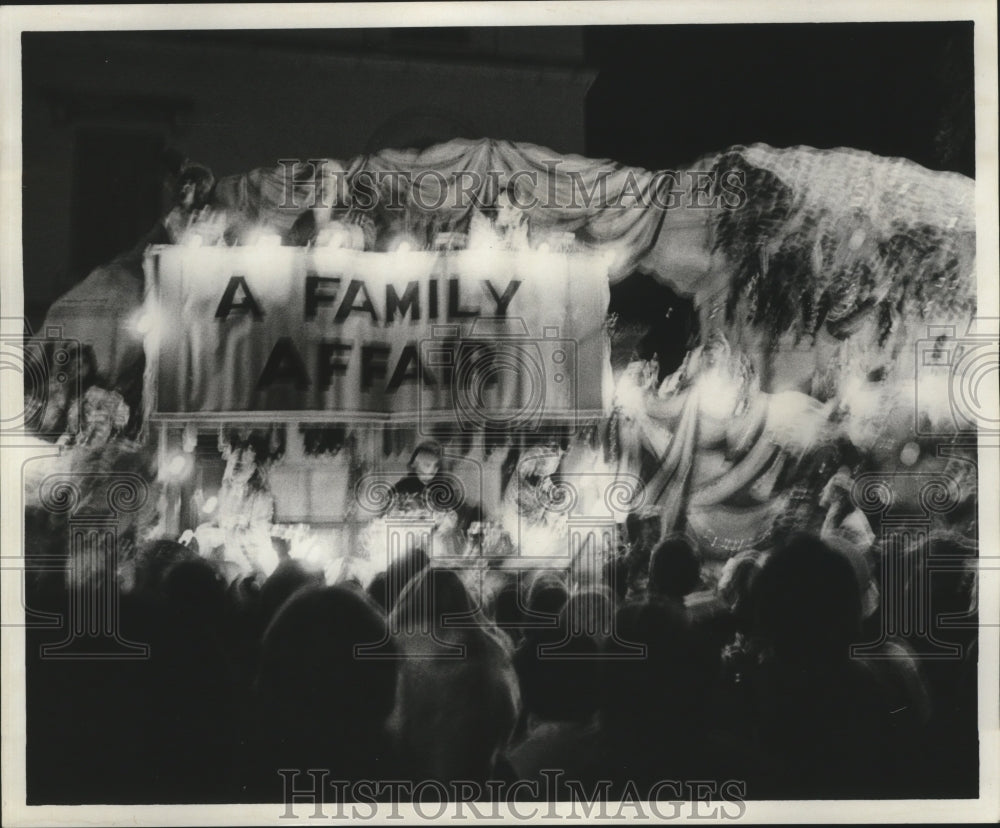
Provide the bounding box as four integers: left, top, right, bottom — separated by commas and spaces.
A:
129, 307, 161, 340
167, 454, 188, 477
600, 245, 627, 273
899, 442, 920, 466
134, 313, 153, 335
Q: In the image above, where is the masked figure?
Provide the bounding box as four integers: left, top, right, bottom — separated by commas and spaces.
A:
196, 438, 278, 580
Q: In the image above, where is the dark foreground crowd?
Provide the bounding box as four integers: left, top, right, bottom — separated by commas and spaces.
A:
25, 527, 978, 805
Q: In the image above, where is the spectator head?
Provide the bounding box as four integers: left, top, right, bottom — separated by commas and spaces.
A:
488, 577, 523, 636
161, 557, 228, 627
368, 546, 430, 613
517, 631, 600, 725
257, 586, 397, 741
602, 554, 630, 603
259, 558, 324, 629
525, 571, 570, 619
366, 570, 388, 611
513, 589, 611, 728
562, 587, 616, 644
753, 533, 862, 662
390, 566, 477, 637
133, 539, 199, 597
601, 598, 708, 743
609, 597, 696, 663
824, 532, 880, 621
918, 531, 977, 620
648, 535, 701, 600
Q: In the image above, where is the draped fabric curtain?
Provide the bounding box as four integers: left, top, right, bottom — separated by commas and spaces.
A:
212, 137, 718, 297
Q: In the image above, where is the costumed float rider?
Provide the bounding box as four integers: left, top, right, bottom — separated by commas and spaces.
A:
193, 432, 279, 582
384, 440, 471, 556
156, 159, 228, 246
467, 179, 531, 251
497, 441, 569, 560
283, 161, 376, 250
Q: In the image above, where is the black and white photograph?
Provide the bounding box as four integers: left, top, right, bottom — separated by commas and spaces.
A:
1, 2, 997, 824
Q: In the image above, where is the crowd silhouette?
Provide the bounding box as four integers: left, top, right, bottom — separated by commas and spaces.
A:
24, 518, 978, 804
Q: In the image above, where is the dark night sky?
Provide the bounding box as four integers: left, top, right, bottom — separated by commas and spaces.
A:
584, 22, 975, 176
106, 22, 976, 174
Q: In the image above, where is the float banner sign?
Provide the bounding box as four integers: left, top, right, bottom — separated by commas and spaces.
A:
144, 246, 610, 421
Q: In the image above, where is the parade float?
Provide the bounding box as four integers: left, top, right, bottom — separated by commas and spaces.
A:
28, 138, 983, 592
